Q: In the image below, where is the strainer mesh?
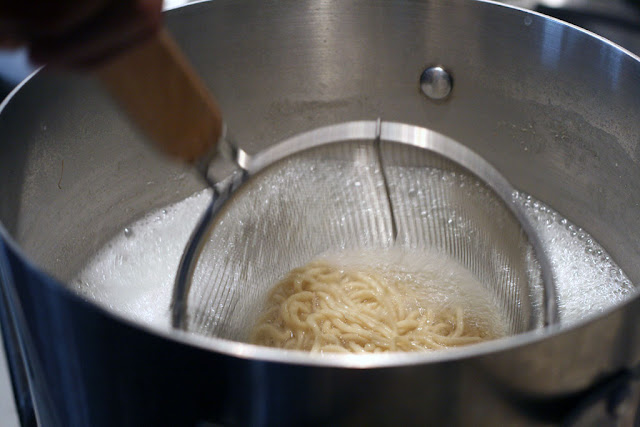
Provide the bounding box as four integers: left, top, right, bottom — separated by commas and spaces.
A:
184, 139, 544, 340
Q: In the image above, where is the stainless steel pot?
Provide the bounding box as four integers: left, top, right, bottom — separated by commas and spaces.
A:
1, 0, 639, 425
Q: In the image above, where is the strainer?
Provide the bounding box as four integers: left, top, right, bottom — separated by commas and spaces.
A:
170, 120, 558, 341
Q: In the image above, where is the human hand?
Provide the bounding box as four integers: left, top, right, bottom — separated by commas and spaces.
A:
0, 0, 163, 69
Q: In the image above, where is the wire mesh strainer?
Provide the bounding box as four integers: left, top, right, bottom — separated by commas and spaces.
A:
171, 121, 557, 342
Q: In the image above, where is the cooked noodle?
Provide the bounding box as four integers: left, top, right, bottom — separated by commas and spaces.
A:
250, 260, 497, 353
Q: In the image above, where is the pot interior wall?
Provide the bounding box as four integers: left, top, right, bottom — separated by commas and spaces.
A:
0, 0, 638, 309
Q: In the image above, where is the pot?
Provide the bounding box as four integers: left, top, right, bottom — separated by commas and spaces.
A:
1, 0, 639, 425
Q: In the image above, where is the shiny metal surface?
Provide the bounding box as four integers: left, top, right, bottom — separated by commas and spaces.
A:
175, 121, 556, 337
171, 168, 246, 329
0, 0, 639, 424
497, 0, 640, 56
198, 124, 251, 185
420, 66, 453, 100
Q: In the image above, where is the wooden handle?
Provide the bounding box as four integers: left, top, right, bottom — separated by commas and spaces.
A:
95, 29, 223, 163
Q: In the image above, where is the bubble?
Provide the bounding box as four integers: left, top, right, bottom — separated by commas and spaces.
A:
74, 181, 636, 337
519, 193, 634, 325
73, 189, 213, 330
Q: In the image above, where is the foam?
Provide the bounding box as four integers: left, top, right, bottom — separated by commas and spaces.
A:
514, 193, 635, 323
72, 190, 212, 328
72, 189, 636, 331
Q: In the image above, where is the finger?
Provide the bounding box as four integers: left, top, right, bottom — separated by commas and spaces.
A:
0, 37, 22, 49
29, 0, 162, 69
0, 0, 111, 38
0, 28, 24, 49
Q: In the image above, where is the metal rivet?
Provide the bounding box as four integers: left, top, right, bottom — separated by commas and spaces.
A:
420, 66, 452, 100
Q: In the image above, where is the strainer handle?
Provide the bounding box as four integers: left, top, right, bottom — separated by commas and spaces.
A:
95, 29, 223, 164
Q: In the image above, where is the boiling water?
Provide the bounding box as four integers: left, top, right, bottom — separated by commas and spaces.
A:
73, 189, 635, 330
73, 190, 212, 328
512, 192, 635, 322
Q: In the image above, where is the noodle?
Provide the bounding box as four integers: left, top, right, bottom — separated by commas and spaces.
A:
250, 260, 498, 353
